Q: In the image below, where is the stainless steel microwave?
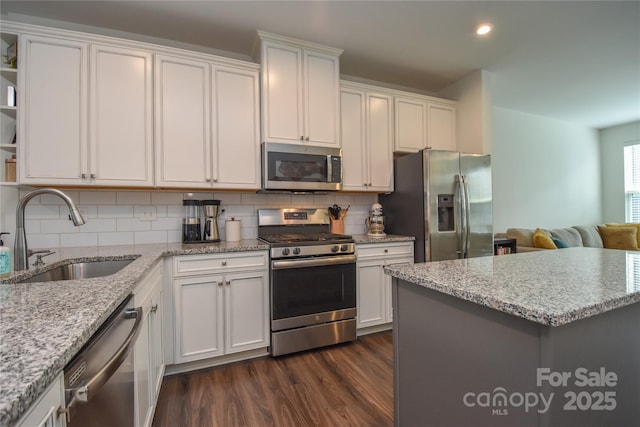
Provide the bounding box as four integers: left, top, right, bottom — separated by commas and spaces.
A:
262, 142, 342, 192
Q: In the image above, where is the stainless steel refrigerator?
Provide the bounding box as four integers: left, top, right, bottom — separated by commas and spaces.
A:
380, 149, 493, 262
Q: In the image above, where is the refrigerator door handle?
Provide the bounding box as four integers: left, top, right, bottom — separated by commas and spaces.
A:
462, 175, 471, 258
455, 175, 466, 258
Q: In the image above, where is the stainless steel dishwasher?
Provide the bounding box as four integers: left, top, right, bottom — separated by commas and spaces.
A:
61, 294, 142, 426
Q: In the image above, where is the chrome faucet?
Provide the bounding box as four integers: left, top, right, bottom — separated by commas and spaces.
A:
14, 188, 85, 271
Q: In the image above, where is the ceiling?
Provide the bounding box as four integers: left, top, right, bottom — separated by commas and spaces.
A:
1, 0, 639, 129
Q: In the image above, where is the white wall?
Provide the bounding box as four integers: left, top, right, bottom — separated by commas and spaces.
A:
1, 190, 376, 249
492, 107, 602, 232
599, 121, 640, 222
439, 70, 492, 155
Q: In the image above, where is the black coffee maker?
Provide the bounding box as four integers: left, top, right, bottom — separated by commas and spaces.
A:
182, 200, 201, 243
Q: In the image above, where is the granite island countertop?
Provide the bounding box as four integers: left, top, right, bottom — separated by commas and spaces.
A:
384, 247, 640, 327
352, 234, 415, 244
0, 240, 268, 427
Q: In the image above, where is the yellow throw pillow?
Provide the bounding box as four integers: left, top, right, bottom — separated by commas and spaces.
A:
532, 228, 557, 249
598, 226, 639, 250
606, 223, 640, 247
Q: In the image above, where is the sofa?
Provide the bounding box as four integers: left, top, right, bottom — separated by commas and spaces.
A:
496, 224, 640, 252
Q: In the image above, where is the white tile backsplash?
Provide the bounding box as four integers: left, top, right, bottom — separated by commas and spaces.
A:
23, 190, 379, 249
61, 233, 98, 247
98, 232, 134, 246
78, 191, 117, 205
98, 205, 134, 218
134, 230, 167, 245
117, 191, 151, 205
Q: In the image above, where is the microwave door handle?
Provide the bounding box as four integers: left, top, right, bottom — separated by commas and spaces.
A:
61, 307, 143, 420
326, 155, 332, 182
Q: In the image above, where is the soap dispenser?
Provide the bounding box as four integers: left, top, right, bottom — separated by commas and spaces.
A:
0, 232, 11, 277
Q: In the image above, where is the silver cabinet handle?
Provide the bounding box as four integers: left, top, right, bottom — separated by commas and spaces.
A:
217, 281, 223, 286
384, 249, 388, 253
305, 136, 310, 141
300, 136, 304, 141
151, 304, 158, 313
90, 173, 96, 179
206, 177, 212, 182
226, 280, 231, 285
213, 178, 218, 182
221, 261, 227, 266
81, 173, 87, 179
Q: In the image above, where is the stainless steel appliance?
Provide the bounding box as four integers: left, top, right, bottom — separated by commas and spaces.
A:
262, 142, 342, 192
182, 199, 201, 243
202, 199, 222, 242
380, 149, 493, 262
62, 294, 142, 426
258, 208, 356, 356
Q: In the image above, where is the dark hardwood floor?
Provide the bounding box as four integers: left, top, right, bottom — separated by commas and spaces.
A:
152, 332, 393, 427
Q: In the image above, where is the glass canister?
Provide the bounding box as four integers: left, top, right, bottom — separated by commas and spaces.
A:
182, 199, 201, 242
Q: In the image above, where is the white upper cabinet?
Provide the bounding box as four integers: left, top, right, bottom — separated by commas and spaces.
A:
90, 44, 153, 186
394, 96, 427, 153
20, 34, 153, 186
340, 82, 393, 192
257, 31, 342, 147
427, 101, 457, 151
20, 34, 88, 185
155, 55, 210, 187
155, 54, 260, 189
394, 94, 457, 153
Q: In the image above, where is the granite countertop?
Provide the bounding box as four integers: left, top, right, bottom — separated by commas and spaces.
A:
352, 234, 415, 244
0, 240, 268, 427
384, 247, 640, 327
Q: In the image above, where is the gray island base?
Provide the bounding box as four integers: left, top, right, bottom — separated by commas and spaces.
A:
386, 248, 640, 427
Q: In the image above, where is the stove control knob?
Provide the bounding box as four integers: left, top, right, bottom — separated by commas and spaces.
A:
340, 244, 349, 252
293, 247, 301, 255
281, 248, 290, 256
331, 245, 339, 253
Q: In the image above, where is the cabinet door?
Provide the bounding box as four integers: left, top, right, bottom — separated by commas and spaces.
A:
150, 283, 164, 404
304, 50, 340, 146
340, 88, 367, 191
395, 96, 427, 153
224, 269, 269, 354
357, 259, 387, 328
174, 275, 224, 362
90, 45, 153, 186
134, 301, 152, 427
155, 55, 211, 187
212, 66, 260, 188
16, 373, 66, 427
427, 102, 457, 151
366, 92, 394, 192
20, 35, 88, 185
261, 41, 303, 144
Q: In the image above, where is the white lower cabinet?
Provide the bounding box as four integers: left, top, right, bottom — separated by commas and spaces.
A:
172, 252, 269, 364
356, 242, 414, 332
133, 262, 164, 427
16, 373, 66, 427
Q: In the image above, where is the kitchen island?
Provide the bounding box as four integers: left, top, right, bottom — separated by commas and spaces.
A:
385, 248, 640, 427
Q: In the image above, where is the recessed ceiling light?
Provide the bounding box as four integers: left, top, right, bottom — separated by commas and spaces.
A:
476, 24, 493, 36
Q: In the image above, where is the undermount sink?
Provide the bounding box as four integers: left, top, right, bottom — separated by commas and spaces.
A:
18, 258, 137, 283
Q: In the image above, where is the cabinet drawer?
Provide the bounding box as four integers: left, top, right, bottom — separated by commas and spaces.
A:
356, 242, 414, 260
174, 251, 268, 276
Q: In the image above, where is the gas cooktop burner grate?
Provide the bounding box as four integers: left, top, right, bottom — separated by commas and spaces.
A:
260, 232, 353, 244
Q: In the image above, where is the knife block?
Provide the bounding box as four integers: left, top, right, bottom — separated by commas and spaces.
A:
330, 218, 345, 235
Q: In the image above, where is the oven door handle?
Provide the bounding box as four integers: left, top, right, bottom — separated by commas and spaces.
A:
272, 254, 357, 270
61, 307, 143, 418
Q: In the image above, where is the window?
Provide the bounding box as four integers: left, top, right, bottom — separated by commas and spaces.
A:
624, 142, 640, 222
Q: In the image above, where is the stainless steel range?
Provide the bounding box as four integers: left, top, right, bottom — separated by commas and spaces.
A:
258, 208, 357, 356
